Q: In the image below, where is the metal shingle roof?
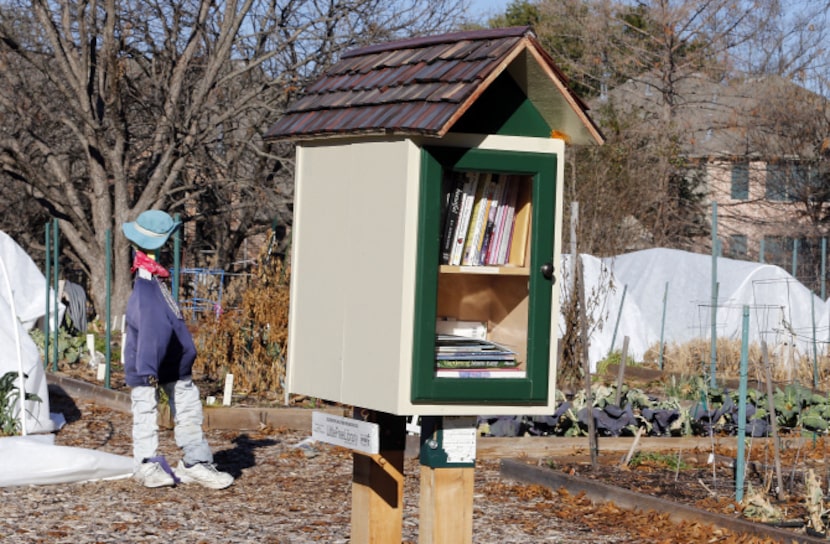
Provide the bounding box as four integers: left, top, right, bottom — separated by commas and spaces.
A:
266, 26, 602, 142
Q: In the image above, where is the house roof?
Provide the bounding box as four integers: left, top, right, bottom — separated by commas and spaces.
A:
601, 72, 827, 159
265, 27, 604, 145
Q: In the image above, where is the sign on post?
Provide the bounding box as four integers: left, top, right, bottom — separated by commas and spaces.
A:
312, 411, 380, 454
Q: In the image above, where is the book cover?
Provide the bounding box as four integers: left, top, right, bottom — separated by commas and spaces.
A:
460, 174, 491, 266
439, 174, 465, 265
507, 177, 533, 267
480, 174, 507, 265
449, 173, 479, 266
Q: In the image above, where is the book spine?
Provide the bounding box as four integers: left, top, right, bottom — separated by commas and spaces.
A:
496, 177, 519, 265
449, 173, 479, 266
435, 369, 527, 379
439, 175, 464, 265
461, 174, 490, 266
508, 177, 533, 267
480, 174, 506, 265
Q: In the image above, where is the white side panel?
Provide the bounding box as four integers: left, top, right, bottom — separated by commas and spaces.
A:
287, 145, 347, 402
288, 140, 418, 412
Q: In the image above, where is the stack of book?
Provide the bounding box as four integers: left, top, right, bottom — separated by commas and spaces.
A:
434, 334, 525, 379
439, 172, 532, 268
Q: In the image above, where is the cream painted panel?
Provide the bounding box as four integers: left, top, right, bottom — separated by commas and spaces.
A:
334, 140, 415, 412
287, 145, 349, 402
289, 139, 418, 412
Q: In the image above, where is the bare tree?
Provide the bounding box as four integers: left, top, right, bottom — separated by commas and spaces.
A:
0, 0, 464, 316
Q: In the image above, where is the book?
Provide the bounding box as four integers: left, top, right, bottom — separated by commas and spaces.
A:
449, 173, 479, 266
507, 177, 533, 267
439, 174, 465, 265
434, 334, 517, 367
435, 369, 527, 379
495, 176, 519, 265
478, 174, 506, 265
460, 174, 491, 266
435, 318, 487, 340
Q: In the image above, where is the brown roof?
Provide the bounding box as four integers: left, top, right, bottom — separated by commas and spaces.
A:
265, 27, 603, 144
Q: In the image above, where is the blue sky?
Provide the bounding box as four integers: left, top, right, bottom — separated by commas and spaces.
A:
467, 0, 511, 21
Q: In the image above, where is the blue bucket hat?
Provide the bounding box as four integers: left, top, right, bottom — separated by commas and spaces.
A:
121, 210, 181, 251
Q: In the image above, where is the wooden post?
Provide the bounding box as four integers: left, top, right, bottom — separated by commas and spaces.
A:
419, 416, 476, 544
761, 341, 785, 500
577, 255, 597, 469
351, 409, 406, 544
615, 336, 630, 406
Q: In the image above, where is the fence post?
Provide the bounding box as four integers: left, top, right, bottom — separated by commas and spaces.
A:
658, 282, 669, 371
710, 203, 718, 389
735, 305, 749, 502
105, 229, 112, 389
609, 284, 627, 356
44, 223, 51, 369
51, 219, 59, 372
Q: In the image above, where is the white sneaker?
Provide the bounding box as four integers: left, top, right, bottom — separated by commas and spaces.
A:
134, 461, 176, 488
176, 460, 234, 490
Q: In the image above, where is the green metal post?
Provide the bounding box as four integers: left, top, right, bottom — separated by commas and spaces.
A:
710, 202, 718, 389
759, 238, 765, 264
51, 219, 59, 372
736, 305, 749, 502
105, 229, 112, 389
43, 224, 51, 369
812, 295, 818, 389
608, 284, 627, 356
658, 282, 669, 371
822, 237, 826, 300
792, 238, 798, 279
173, 213, 181, 301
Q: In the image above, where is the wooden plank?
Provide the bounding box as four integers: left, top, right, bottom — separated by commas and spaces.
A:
475, 435, 815, 458
351, 410, 406, 544
419, 466, 474, 544
501, 458, 826, 544
351, 450, 405, 543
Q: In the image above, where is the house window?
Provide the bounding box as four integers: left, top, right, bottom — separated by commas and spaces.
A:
766, 161, 810, 202
727, 234, 747, 259
731, 162, 749, 200
763, 236, 792, 267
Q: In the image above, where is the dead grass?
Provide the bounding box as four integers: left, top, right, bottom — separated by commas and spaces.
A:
641, 338, 830, 390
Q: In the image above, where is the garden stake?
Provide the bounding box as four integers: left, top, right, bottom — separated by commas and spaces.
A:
761, 340, 784, 500
614, 336, 629, 406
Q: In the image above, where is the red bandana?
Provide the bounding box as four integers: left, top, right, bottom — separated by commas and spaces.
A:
131, 250, 170, 278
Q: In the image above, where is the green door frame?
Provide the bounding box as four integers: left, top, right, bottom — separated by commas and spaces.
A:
412, 146, 557, 405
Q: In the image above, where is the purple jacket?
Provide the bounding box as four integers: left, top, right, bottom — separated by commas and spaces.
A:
124, 276, 196, 387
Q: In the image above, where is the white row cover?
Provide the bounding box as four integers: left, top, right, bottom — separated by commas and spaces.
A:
561, 248, 827, 371
0, 231, 131, 486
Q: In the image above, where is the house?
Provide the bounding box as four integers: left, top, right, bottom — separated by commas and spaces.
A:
603, 72, 830, 291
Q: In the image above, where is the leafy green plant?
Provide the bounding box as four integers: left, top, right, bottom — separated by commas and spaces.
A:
29, 327, 86, 366
629, 451, 689, 471
0, 371, 42, 436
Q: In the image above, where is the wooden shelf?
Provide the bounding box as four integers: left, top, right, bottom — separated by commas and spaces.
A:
439, 265, 530, 276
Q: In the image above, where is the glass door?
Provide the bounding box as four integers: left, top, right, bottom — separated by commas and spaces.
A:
412, 145, 557, 404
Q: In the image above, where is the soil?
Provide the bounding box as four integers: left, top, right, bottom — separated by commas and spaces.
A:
49, 361, 830, 541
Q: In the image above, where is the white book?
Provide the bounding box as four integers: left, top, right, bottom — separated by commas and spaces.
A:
449, 173, 479, 266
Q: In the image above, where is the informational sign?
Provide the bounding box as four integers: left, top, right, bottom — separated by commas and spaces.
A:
312, 411, 380, 454
441, 416, 477, 464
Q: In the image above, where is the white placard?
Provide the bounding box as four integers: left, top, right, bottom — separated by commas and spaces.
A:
442, 416, 477, 464
311, 412, 379, 454
223, 373, 234, 406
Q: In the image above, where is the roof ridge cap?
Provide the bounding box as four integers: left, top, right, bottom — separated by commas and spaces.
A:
341, 26, 532, 59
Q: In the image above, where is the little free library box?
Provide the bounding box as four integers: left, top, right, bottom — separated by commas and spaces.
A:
266, 26, 603, 417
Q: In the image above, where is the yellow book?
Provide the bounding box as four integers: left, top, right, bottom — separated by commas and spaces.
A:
507, 177, 533, 267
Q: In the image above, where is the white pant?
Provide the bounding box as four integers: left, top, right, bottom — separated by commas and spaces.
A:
131, 379, 213, 469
